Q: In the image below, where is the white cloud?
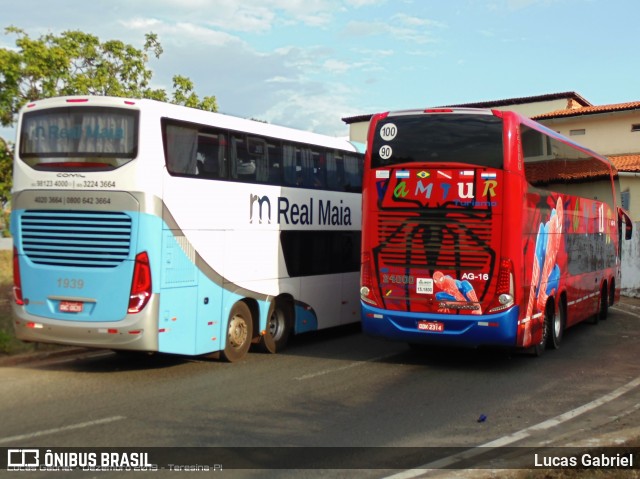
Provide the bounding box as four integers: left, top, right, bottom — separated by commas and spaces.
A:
323, 59, 352, 74
141, 0, 342, 31
343, 13, 446, 44
262, 82, 357, 135
391, 13, 446, 29
345, 0, 387, 6
487, 0, 558, 11
266, 76, 299, 84
121, 18, 242, 47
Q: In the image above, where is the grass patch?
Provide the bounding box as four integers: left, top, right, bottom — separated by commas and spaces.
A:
0, 249, 19, 354
0, 250, 59, 355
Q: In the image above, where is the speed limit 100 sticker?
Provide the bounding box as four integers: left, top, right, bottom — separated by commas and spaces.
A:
379, 123, 397, 141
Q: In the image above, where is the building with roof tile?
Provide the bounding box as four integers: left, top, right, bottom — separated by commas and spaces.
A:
530, 100, 640, 222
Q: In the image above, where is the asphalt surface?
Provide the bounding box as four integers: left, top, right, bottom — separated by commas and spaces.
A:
1, 295, 639, 479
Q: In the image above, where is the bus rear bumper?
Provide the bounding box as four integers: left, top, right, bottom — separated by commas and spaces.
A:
12, 296, 160, 352
361, 303, 520, 348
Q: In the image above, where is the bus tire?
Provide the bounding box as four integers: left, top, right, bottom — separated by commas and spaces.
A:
548, 300, 564, 350
531, 302, 551, 356
598, 283, 609, 321
222, 301, 253, 362
609, 280, 616, 308
260, 298, 292, 354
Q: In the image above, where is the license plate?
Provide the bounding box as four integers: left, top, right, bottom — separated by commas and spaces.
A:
60, 301, 83, 313
418, 320, 444, 332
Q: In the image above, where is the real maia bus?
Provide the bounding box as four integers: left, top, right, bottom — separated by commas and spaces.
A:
11, 96, 363, 361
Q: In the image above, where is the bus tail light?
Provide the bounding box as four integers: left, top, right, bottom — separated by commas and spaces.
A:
424, 108, 454, 113
360, 252, 380, 307
128, 252, 152, 314
488, 258, 514, 313
13, 247, 24, 306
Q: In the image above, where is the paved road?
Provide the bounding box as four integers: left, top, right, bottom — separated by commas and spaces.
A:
1, 304, 640, 478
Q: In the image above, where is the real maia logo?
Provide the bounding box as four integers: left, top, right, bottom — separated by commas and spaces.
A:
249, 194, 352, 226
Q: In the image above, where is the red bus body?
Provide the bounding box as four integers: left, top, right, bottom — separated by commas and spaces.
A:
360, 108, 631, 353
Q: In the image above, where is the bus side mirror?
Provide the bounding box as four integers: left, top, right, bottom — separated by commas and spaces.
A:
618, 207, 633, 240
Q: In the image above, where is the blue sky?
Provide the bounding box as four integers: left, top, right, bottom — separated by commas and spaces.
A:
1, 0, 638, 139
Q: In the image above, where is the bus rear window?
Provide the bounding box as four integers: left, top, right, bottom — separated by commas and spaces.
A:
371, 113, 504, 169
19, 107, 139, 171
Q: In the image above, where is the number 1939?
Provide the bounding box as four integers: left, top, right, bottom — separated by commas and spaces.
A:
57, 278, 85, 289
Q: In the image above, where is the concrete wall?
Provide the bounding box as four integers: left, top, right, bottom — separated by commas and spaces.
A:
492, 98, 572, 118
619, 174, 640, 223
621, 221, 640, 298
540, 110, 640, 156
348, 121, 370, 144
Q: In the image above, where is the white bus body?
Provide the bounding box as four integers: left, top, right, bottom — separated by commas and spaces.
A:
11, 96, 363, 361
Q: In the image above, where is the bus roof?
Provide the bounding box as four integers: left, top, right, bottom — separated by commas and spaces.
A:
20, 95, 358, 153
372, 106, 615, 171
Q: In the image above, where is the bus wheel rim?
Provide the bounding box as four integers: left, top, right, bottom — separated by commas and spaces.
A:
228, 315, 248, 348
268, 309, 285, 341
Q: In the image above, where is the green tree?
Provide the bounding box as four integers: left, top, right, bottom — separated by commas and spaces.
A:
0, 26, 218, 218
0, 138, 12, 236
0, 26, 217, 128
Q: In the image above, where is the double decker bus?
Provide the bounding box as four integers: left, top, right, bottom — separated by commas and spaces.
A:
360, 108, 632, 354
11, 96, 363, 361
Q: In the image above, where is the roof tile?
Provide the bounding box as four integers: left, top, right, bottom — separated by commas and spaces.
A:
610, 154, 640, 172
534, 101, 640, 120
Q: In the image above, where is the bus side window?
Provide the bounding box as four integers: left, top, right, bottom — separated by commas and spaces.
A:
197, 133, 226, 179
299, 148, 315, 188
231, 135, 256, 181
267, 142, 282, 185
326, 152, 345, 191
344, 154, 362, 192
247, 136, 269, 183
314, 151, 326, 188
283, 144, 297, 187
165, 123, 199, 176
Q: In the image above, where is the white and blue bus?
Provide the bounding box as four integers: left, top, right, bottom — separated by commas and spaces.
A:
11, 96, 363, 361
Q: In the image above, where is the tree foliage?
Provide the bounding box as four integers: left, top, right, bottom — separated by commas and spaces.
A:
0, 138, 11, 203
0, 138, 12, 235
0, 26, 218, 213
0, 26, 217, 128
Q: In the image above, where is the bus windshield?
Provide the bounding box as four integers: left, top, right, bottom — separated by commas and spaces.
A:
371, 113, 504, 169
19, 106, 138, 171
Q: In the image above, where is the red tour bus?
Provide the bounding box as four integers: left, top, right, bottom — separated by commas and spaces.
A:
360, 108, 633, 354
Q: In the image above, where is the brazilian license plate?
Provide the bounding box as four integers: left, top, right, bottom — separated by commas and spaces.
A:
60, 301, 83, 313
417, 320, 444, 332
